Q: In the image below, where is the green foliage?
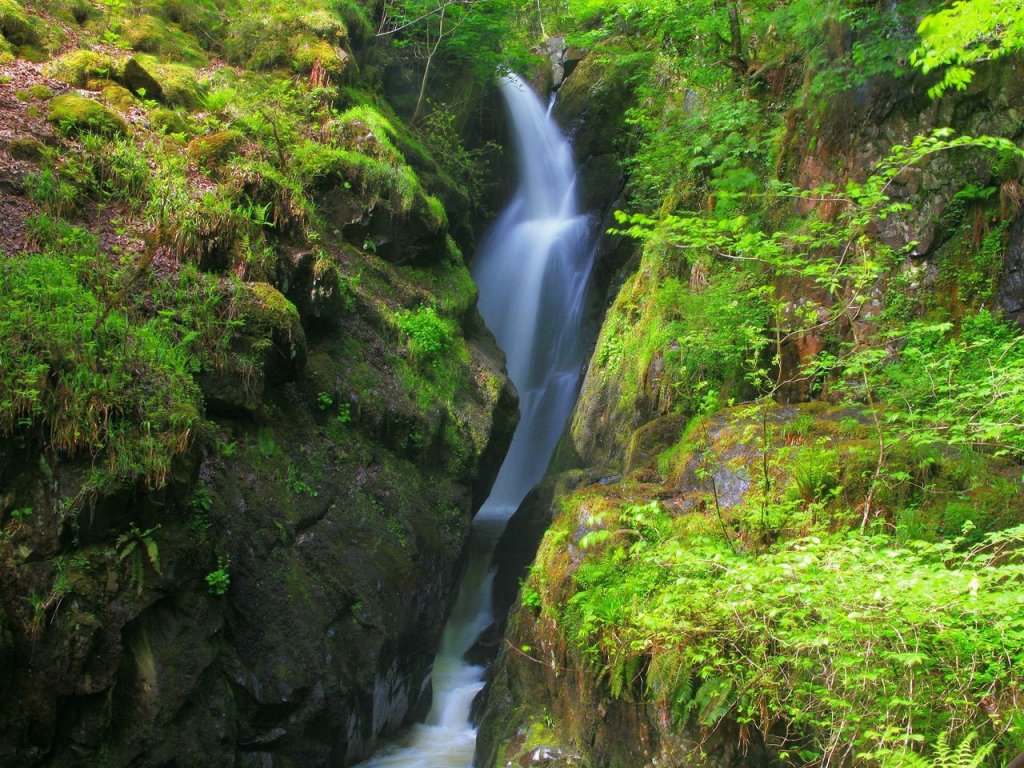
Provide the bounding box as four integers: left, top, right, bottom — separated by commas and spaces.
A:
0, 242, 201, 490
395, 305, 454, 361
116, 523, 161, 594
866, 312, 1024, 458
595, 264, 770, 417
913, 0, 1024, 98
205, 558, 230, 595
556, 500, 1024, 764
286, 463, 318, 497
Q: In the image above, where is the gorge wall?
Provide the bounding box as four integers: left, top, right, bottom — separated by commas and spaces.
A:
0, 1, 518, 765
476, 19, 1024, 768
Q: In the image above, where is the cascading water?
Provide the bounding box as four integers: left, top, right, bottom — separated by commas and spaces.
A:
355, 73, 595, 768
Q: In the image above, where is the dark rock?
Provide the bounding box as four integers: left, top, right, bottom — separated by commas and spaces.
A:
489, 483, 555, 630
1001, 211, 1024, 324
463, 620, 504, 667
121, 57, 163, 102
367, 206, 448, 265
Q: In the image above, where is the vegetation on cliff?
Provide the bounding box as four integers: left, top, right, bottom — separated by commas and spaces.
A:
0, 0, 524, 763
489, 0, 1024, 766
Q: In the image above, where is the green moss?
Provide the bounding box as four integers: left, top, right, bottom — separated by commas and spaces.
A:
292, 37, 348, 76
188, 130, 243, 170
43, 49, 116, 87
8, 135, 45, 162
298, 8, 347, 38
123, 55, 205, 108
149, 107, 188, 135
0, 0, 35, 46
234, 281, 300, 338
48, 93, 127, 136
123, 14, 167, 53
122, 12, 209, 66
222, 2, 349, 71
15, 83, 51, 101
419, 193, 448, 232
102, 84, 137, 112
43, 0, 95, 26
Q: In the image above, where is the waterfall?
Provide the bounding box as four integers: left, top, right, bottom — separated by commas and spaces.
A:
354, 73, 595, 768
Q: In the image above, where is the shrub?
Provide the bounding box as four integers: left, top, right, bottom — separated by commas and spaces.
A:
557, 500, 1024, 765
395, 306, 454, 361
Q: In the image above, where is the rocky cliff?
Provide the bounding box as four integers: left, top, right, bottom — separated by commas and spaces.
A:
0, 1, 518, 765
476, 18, 1024, 768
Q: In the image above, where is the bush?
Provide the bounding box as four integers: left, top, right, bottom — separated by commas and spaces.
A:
395, 306, 454, 361
557, 500, 1024, 765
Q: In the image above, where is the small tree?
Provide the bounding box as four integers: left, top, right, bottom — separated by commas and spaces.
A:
376, 0, 518, 121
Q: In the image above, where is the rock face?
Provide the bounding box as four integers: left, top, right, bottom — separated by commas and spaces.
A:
475, 34, 1024, 768
1002, 211, 1024, 324
0, 294, 517, 768
477, 598, 770, 768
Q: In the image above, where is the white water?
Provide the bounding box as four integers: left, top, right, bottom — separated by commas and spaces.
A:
354, 73, 595, 768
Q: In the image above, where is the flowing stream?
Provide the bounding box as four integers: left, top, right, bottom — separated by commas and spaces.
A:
355, 73, 595, 768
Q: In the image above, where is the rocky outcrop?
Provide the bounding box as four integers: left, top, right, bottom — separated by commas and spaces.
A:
477, 599, 770, 768
1002, 210, 1024, 324
0, 280, 517, 767
476, 28, 1024, 768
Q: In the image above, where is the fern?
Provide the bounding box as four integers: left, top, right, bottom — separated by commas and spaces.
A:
692, 674, 734, 726
929, 732, 995, 768
647, 648, 696, 726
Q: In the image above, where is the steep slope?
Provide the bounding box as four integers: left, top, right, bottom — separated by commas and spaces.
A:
0, 1, 518, 765
477, 3, 1024, 766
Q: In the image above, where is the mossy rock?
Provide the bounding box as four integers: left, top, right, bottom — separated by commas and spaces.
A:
15, 83, 52, 101
299, 9, 347, 39
238, 282, 300, 334
293, 37, 348, 77
43, 49, 116, 87
84, 76, 117, 91
48, 0, 96, 25
101, 83, 138, 112
148, 0, 222, 39
0, 0, 36, 46
7, 135, 46, 162
150, 107, 188, 135
123, 14, 167, 53
48, 93, 127, 135
187, 130, 243, 170
121, 12, 209, 65
122, 54, 204, 108
232, 281, 307, 376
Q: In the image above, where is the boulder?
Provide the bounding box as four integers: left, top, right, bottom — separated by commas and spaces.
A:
48, 93, 127, 135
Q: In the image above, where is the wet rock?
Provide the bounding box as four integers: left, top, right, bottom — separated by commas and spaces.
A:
1001, 211, 1024, 324
523, 746, 581, 766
